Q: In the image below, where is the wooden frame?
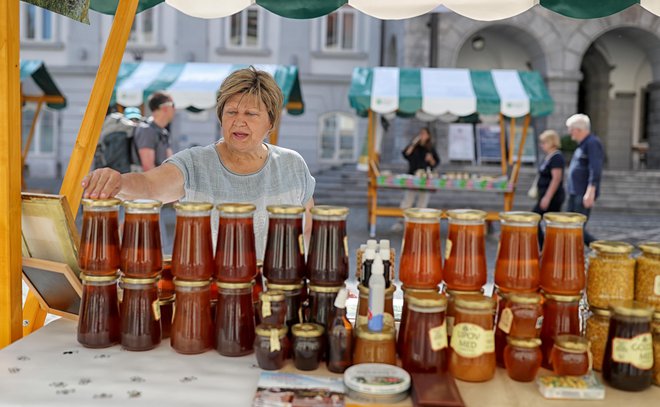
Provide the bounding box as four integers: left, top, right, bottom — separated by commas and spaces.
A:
21, 257, 81, 321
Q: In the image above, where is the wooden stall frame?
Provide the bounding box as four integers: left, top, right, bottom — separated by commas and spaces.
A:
21, 257, 82, 322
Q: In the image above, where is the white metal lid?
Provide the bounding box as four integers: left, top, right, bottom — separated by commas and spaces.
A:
344, 363, 411, 396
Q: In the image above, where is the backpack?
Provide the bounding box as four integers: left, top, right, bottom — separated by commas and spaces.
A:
93, 113, 142, 173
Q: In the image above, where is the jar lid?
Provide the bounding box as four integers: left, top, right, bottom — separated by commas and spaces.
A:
121, 277, 158, 285
81, 198, 121, 207
589, 240, 633, 254
216, 280, 254, 289
554, 334, 589, 353
80, 273, 118, 282
255, 324, 288, 338
447, 209, 487, 221
406, 292, 447, 308
291, 323, 324, 337
403, 208, 442, 220
499, 211, 541, 224
507, 337, 541, 348
217, 203, 256, 214
454, 294, 495, 311
173, 202, 213, 212
266, 282, 304, 291
358, 284, 396, 295
122, 199, 162, 209
543, 212, 587, 224
609, 300, 654, 318
174, 279, 211, 288
158, 294, 175, 305
401, 286, 438, 295
267, 204, 305, 215
356, 324, 396, 340
590, 307, 612, 317
310, 205, 349, 216
639, 242, 660, 255
260, 290, 285, 302
505, 292, 543, 305
445, 289, 483, 297
308, 284, 343, 293
542, 292, 583, 302
344, 364, 411, 396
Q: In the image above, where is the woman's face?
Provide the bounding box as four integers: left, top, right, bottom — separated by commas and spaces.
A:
540, 137, 553, 153
419, 129, 430, 143
221, 93, 272, 153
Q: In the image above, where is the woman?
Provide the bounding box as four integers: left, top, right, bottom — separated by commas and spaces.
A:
82, 67, 316, 259
532, 129, 565, 247
400, 127, 440, 210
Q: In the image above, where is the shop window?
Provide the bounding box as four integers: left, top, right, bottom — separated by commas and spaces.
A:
227, 7, 261, 49
321, 7, 357, 52
319, 112, 357, 162
129, 7, 158, 45
20, 4, 56, 43
22, 105, 56, 156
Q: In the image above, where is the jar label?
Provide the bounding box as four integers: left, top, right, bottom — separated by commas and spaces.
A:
444, 239, 452, 260
262, 299, 272, 318
447, 316, 455, 336
497, 307, 513, 334
450, 323, 495, 358
654, 275, 660, 296
152, 300, 161, 321
343, 236, 349, 258
612, 333, 653, 370
270, 330, 281, 352
535, 316, 544, 330
298, 234, 305, 256
429, 321, 448, 351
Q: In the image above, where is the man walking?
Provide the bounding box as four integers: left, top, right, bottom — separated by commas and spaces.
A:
135, 91, 175, 171
565, 114, 604, 245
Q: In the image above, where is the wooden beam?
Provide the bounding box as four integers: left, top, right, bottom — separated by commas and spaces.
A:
59, 0, 139, 215
510, 114, 531, 189
22, 95, 65, 104
498, 113, 507, 176
508, 116, 516, 166
22, 100, 43, 162
22, 291, 47, 336
0, 0, 24, 347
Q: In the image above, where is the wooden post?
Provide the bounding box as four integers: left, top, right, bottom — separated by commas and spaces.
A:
0, 0, 24, 347
22, 100, 43, 162
59, 0, 139, 215
498, 113, 507, 176
22, 291, 47, 336
508, 116, 516, 166
367, 110, 377, 236
510, 114, 531, 189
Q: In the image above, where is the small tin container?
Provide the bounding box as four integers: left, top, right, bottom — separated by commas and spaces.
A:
343, 363, 411, 404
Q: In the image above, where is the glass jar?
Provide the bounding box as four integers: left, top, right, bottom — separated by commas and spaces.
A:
172, 202, 214, 281
254, 324, 290, 371
540, 213, 587, 295
308, 284, 343, 329
215, 281, 256, 357
540, 292, 582, 369
551, 335, 591, 376
449, 294, 496, 382
79, 199, 121, 276
399, 208, 443, 289
585, 307, 610, 371
504, 337, 542, 382
263, 205, 306, 284
653, 312, 660, 386
635, 242, 660, 311
399, 292, 448, 373
267, 282, 305, 328
159, 255, 174, 298
215, 203, 258, 283
121, 199, 163, 279
171, 279, 213, 354
292, 323, 325, 371
444, 209, 488, 291
77, 274, 120, 348
398, 287, 439, 355
307, 206, 349, 286
445, 289, 482, 342
120, 277, 161, 351
353, 324, 397, 365
587, 241, 635, 309
495, 292, 543, 367
494, 211, 541, 292
259, 290, 287, 326
159, 293, 174, 339
603, 301, 654, 391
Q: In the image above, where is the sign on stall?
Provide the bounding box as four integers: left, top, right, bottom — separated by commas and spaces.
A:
512, 126, 537, 163
448, 123, 475, 163
476, 124, 503, 163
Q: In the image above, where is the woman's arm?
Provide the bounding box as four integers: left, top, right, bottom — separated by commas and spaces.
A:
540, 167, 562, 210
303, 197, 314, 253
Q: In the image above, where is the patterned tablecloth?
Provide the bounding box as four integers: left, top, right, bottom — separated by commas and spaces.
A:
376, 174, 513, 192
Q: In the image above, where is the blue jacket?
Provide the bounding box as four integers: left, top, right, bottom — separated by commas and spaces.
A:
567, 134, 604, 198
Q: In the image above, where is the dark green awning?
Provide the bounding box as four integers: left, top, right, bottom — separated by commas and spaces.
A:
20, 60, 67, 110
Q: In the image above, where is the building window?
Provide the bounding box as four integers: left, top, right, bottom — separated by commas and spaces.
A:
129, 7, 158, 45
20, 4, 56, 43
22, 105, 56, 156
319, 112, 357, 162
321, 8, 357, 52
226, 7, 261, 49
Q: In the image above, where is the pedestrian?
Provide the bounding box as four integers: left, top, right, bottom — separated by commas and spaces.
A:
135, 91, 175, 171
565, 113, 604, 245
531, 129, 565, 247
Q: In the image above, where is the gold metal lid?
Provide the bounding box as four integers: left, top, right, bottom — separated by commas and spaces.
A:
121, 277, 158, 285
174, 279, 211, 288
292, 323, 324, 337
402, 286, 439, 295
542, 292, 583, 302
122, 199, 162, 210
266, 282, 304, 291
358, 284, 396, 295
554, 335, 589, 353
356, 324, 396, 340
507, 337, 541, 348
173, 202, 213, 212
308, 284, 343, 293
543, 212, 587, 224
447, 209, 487, 221
217, 202, 256, 214
216, 280, 254, 289
310, 205, 349, 216
80, 273, 118, 282
590, 307, 611, 317
406, 292, 447, 308
454, 294, 495, 311
267, 205, 305, 215
639, 242, 660, 255
609, 300, 654, 318
589, 240, 633, 254
255, 324, 288, 338
499, 211, 541, 224
260, 290, 285, 302
81, 198, 121, 207
505, 292, 543, 305
445, 289, 483, 297
403, 208, 442, 220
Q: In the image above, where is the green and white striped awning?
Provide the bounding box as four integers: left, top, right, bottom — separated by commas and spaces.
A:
20, 60, 66, 110
111, 63, 303, 114
348, 67, 553, 119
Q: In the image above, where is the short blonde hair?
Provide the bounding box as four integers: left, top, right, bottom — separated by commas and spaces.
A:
539, 130, 561, 149
216, 66, 283, 129
566, 114, 590, 131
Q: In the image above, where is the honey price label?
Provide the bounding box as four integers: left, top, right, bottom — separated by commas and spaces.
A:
262, 299, 272, 318
152, 300, 161, 321
429, 321, 448, 351
535, 315, 544, 330
444, 239, 453, 261
447, 316, 455, 336
298, 234, 305, 256
343, 236, 349, 258
654, 275, 660, 296
612, 333, 654, 370
450, 323, 495, 358
270, 330, 281, 352
497, 307, 513, 334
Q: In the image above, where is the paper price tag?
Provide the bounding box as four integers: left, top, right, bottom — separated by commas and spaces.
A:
262, 300, 272, 318
152, 300, 161, 321
447, 316, 455, 336
497, 307, 513, 334
270, 330, 281, 352
429, 321, 448, 351
298, 234, 305, 256
444, 239, 453, 261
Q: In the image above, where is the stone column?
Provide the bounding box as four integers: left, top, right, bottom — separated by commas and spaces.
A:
645, 81, 660, 169
543, 73, 582, 134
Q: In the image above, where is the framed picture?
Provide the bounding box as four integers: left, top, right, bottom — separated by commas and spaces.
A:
22, 257, 82, 321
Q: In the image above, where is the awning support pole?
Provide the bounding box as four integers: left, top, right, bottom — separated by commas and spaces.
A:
367, 110, 377, 237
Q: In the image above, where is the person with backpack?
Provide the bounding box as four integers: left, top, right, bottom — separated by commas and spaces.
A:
135, 91, 175, 171
92, 106, 144, 174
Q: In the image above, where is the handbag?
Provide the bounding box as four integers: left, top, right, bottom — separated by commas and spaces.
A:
527, 175, 539, 199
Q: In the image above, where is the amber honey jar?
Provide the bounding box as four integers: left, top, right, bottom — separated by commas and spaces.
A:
551, 334, 591, 376
357, 283, 395, 319
635, 242, 660, 311
444, 209, 488, 292
307, 206, 349, 286
540, 212, 587, 295
254, 324, 290, 371
172, 202, 214, 281
158, 293, 174, 339
159, 255, 174, 298
78, 274, 120, 348
587, 241, 635, 309
215, 281, 256, 357
292, 323, 325, 371
540, 292, 582, 369
397, 287, 439, 355
79, 199, 121, 276
495, 211, 541, 293
121, 199, 163, 278
263, 205, 306, 284
120, 277, 161, 351
585, 307, 610, 372
495, 291, 543, 367
399, 208, 443, 289
353, 324, 397, 365
504, 337, 542, 382
215, 203, 258, 283
171, 279, 213, 354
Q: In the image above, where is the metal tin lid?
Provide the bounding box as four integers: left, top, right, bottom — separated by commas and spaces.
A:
121, 277, 158, 285
447, 209, 487, 221
291, 323, 324, 337
122, 199, 162, 210
406, 292, 447, 308
639, 242, 660, 255
266, 205, 305, 215
217, 202, 256, 214
310, 205, 349, 217
174, 279, 211, 288
590, 307, 612, 317
81, 198, 121, 207
542, 292, 583, 302
255, 324, 288, 338
505, 292, 543, 305
266, 282, 304, 291
173, 202, 213, 212
344, 364, 411, 396
554, 334, 589, 353
308, 284, 343, 293
499, 211, 541, 224
507, 337, 541, 348
454, 294, 495, 311
80, 273, 118, 282
216, 280, 254, 289
403, 208, 442, 220
609, 300, 654, 318
589, 240, 633, 254
355, 324, 396, 340
543, 212, 587, 224
260, 290, 285, 302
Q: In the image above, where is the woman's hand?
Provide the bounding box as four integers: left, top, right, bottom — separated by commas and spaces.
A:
539, 195, 551, 211
82, 168, 122, 199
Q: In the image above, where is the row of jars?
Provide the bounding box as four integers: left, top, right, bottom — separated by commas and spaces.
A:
399, 209, 589, 295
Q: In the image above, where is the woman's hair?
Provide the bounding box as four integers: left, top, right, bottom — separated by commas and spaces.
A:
418, 127, 433, 147
216, 66, 284, 129
539, 129, 561, 149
